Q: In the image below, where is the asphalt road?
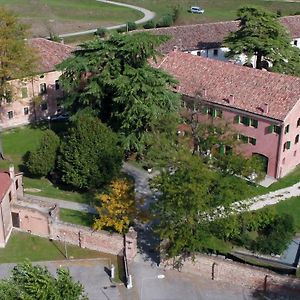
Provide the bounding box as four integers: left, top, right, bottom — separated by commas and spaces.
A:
58, 0, 155, 38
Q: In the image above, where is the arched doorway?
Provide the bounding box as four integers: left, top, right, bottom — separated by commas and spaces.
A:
252, 153, 269, 174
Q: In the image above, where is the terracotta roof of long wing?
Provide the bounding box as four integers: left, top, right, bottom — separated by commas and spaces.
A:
137, 15, 300, 53
156, 51, 300, 121
28, 38, 75, 73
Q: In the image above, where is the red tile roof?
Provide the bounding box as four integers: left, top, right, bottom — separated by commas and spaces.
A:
138, 15, 300, 53
156, 51, 300, 121
0, 172, 11, 202
28, 38, 75, 73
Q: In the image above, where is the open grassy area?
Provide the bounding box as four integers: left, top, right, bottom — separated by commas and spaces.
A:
0, 231, 114, 263
0, 0, 142, 37
118, 0, 300, 24
60, 208, 96, 227
0, 124, 93, 204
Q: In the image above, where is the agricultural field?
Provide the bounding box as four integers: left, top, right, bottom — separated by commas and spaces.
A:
118, 0, 300, 24
0, 0, 142, 37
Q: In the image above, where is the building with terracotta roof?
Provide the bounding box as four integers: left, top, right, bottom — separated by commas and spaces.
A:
0, 38, 74, 129
157, 50, 300, 178
0, 166, 23, 247
139, 15, 300, 66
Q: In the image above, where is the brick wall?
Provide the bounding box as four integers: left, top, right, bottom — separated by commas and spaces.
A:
163, 254, 300, 292
49, 221, 137, 260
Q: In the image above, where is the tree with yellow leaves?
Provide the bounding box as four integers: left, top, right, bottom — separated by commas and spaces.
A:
93, 179, 136, 234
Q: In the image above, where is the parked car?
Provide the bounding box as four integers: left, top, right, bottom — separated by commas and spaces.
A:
190, 6, 205, 14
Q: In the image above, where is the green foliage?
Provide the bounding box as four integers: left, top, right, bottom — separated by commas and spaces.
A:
95, 27, 107, 38
156, 14, 173, 28
0, 8, 36, 104
49, 32, 61, 42
58, 115, 123, 190
0, 261, 88, 299
143, 20, 156, 29
58, 32, 179, 152
252, 214, 295, 254
127, 21, 137, 31
26, 130, 60, 177
223, 6, 300, 75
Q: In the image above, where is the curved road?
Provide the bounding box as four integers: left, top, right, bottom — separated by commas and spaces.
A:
58, 0, 155, 38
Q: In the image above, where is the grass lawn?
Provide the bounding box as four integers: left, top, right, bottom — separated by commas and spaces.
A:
0, 231, 114, 263
0, 0, 142, 37
60, 208, 96, 227
271, 196, 300, 231
0, 124, 93, 204
118, 0, 300, 24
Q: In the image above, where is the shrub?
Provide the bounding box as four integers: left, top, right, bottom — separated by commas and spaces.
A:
95, 27, 107, 38
143, 20, 155, 29
26, 130, 60, 177
156, 14, 173, 28
58, 115, 123, 190
127, 22, 137, 31
117, 26, 126, 33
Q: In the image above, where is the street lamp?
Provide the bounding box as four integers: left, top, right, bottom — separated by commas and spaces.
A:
63, 232, 68, 259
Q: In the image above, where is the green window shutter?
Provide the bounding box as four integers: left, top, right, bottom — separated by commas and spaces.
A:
203, 106, 209, 114
219, 145, 225, 155
267, 125, 274, 134
287, 141, 291, 149
212, 109, 218, 118
285, 125, 290, 134
21, 87, 28, 98
245, 117, 250, 126
234, 115, 240, 123
251, 119, 258, 128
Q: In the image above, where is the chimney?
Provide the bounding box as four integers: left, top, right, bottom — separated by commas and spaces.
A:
228, 94, 234, 104
263, 103, 269, 114
202, 88, 207, 97
9, 164, 14, 180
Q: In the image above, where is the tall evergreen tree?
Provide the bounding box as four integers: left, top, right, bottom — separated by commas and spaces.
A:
57, 33, 180, 152
223, 6, 300, 75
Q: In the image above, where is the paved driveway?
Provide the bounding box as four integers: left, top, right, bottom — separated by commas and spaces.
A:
0, 259, 123, 300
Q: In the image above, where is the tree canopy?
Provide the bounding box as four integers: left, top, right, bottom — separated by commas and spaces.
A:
0, 8, 36, 104
58, 114, 123, 190
0, 261, 87, 300
57, 32, 180, 152
223, 6, 300, 75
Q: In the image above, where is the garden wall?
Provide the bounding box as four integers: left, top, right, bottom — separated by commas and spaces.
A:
49, 221, 137, 260
163, 254, 300, 293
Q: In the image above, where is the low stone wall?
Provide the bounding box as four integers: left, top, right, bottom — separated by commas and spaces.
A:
163, 253, 300, 292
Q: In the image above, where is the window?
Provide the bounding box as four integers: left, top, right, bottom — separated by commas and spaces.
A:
235, 115, 258, 128
7, 111, 13, 119
284, 125, 290, 134
15, 179, 19, 190
267, 124, 281, 134
250, 119, 258, 128
294, 40, 298, 46
294, 150, 297, 157
40, 83, 47, 95
41, 102, 47, 111
213, 49, 218, 56
283, 141, 291, 151
296, 134, 299, 144
297, 118, 300, 127
249, 137, 257, 145
197, 51, 201, 56
55, 80, 60, 90
21, 87, 28, 98
203, 106, 222, 118
23, 107, 29, 115
9, 192, 12, 202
